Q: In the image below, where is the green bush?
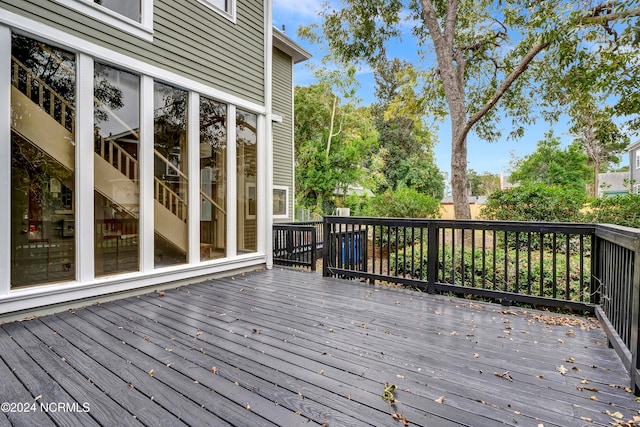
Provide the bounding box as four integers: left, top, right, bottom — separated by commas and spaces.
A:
481, 184, 584, 222
365, 187, 441, 219
392, 241, 590, 301
582, 194, 640, 228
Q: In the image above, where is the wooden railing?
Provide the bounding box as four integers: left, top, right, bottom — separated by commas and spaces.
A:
323, 217, 594, 310
592, 224, 640, 394
273, 224, 318, 271
320, 216, 640, 393
96, 137, 139, 181
11, 56, 75, 134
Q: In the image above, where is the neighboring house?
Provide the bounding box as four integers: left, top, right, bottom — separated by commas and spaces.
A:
627, 140, 640, 194
0, 1, 309, 315
598, 172, 629, 197
440, 196, 487, 220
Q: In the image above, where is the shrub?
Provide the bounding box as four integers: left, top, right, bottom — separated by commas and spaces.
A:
392, 241, 590, 301
481, 184, 584, 222
366, 187, 441, 219
582, 194, 640, 228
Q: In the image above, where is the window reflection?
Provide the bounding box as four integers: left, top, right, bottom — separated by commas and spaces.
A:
237, 110, 257, 253
94, 63, 140, 276
200, 97, 227, 261
10, 34, 76, 287
154, 82, 188, 267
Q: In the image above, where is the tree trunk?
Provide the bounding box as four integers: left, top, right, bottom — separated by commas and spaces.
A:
593, 158, 600, 197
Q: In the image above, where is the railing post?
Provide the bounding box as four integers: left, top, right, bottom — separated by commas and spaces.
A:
322, 218, 330, 277
631, 239, 640, 394
310, 228, 317, 272
591, 233, 600, 305
427, 223, 438, 294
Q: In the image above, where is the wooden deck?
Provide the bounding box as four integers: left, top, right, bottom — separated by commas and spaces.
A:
1, 268, 638, 426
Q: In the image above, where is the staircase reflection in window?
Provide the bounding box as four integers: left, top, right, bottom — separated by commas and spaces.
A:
154, 82, 188, 267
10, 34, 76, 288
94, 63, 140, 276
200, 96, 227, 261
237, 110, 257, 253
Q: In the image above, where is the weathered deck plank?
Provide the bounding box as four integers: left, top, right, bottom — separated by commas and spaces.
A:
0, 268, 638, 426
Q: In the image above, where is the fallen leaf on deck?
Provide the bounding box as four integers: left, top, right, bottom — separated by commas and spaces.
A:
556, 365, 568, 375
148, 369, 154, 377
494, 371, 513, 381
391, 412, 410, 426
610, 411, 624, 419
435, 396, 445, 404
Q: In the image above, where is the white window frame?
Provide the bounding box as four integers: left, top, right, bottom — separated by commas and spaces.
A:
272, 185, 289, 219
52, 0, 153, 41
196, 0, 236, 23
636, 149, 640, 169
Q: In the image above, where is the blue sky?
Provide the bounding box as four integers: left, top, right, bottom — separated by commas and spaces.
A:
272, 0, 629, 183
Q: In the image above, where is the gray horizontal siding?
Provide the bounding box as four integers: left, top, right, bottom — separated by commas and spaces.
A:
1, 0, 265, 105
272, 48, 293, 221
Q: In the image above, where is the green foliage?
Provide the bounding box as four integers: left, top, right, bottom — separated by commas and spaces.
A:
481, 184, 585, 223
467, 170, 500, 196
363, 188, 441, 219
392, 241, 590, 301
294, 83, 377, 214
369, 58, 445, 199
299, 0, 640, 219
509, 132, 592, 194
582, 194, 640, 228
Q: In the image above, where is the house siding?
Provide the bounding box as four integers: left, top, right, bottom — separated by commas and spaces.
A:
0, 0, 265, 105
272, 47, 294, 221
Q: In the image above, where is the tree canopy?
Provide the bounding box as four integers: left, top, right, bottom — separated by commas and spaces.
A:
299, 0, 640, 219
509, 131, 592, 195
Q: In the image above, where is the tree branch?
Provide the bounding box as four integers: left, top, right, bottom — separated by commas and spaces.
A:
465, 40, 550, 136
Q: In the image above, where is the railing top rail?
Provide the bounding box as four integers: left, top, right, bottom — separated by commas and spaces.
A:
595, 223, 640, 251
273, 224, 317, 231
324, 216, 596, 234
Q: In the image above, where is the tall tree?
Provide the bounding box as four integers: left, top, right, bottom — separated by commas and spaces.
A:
300, 0, 640, 219
370, 58, 445, 198
294, 83, 377, 213
509, 132, 592, 195
570, 104, 629, 196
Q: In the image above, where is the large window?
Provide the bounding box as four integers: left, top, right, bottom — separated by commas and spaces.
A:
10, 34, 77, 288
94, 63, 140, 276
154, 82, 189, 267
200, 97, 227, 261
236, 110, 257, 253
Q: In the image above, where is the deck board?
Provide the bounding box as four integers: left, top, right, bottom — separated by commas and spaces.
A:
1, 268, 639, 426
